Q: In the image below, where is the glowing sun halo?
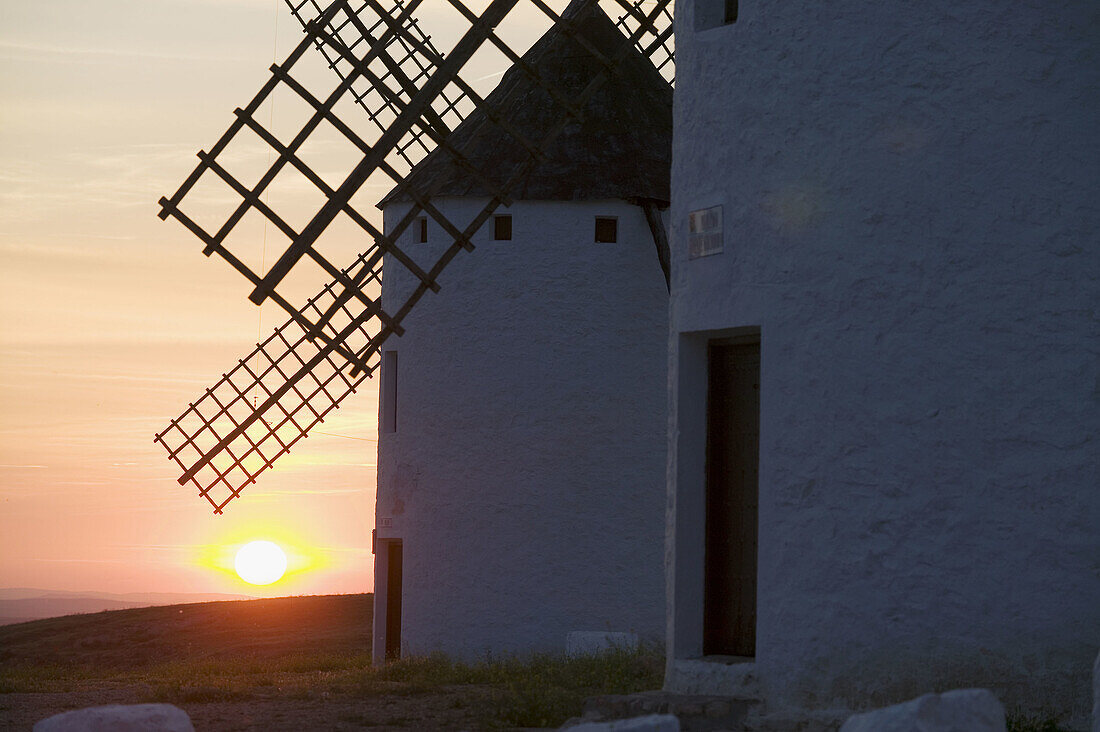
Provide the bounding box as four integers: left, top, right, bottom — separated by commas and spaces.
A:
234, 540, 287, 585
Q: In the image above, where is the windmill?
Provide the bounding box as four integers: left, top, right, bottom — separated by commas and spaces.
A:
154, 0, 674, 515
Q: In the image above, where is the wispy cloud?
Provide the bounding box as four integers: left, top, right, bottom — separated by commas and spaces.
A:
112, 543, 198, 549
31, 558, 126, 564
250, 486, 367, 497
0, 464, 47, 469
44, 371, 215, 386
0, 40, 240, 64
314, 545, 371, 555
312, 431, 378, 443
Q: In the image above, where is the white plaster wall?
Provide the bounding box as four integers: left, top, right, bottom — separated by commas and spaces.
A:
668, 0, 1099, 724
377, 198, 668, 659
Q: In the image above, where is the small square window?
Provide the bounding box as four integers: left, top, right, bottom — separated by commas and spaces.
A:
595, 216, 618, 243
494, 214, 512, 241
416, 217, 427, 243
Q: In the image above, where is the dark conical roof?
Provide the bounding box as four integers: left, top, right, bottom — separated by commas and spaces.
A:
380, 0, 672, 207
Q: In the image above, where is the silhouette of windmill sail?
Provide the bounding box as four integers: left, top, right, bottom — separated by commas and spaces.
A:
284, 0, 470, 169
156, 0, 673, 512
155, 253, 383, 514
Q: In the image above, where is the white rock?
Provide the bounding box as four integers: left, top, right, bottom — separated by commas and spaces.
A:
1092, 649, 1099, 732
839, 689, 1005, 732
562, 713, 680, 732
566, 631, 639, 656
34, 704, 195, 732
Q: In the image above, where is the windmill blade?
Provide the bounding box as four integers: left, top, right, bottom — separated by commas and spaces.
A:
154, 253, 383, 514
284, 0, 472, 169
157, 0, 672, 511
284, 0, 672, 133
609, 0, 674, 84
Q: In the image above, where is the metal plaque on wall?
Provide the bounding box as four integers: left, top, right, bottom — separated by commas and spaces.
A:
689, 205, 722, 259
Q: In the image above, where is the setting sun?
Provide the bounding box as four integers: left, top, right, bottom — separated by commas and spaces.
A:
234, 541, 288, 585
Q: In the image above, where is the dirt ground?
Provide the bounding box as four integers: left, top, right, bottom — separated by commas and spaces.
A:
0, 682, 507, 730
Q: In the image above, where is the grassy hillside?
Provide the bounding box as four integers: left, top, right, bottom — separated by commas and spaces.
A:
0, 594, 372, 671
0, 589, 255, 626
0, 594, 662, 730
0, 597, 1065, 731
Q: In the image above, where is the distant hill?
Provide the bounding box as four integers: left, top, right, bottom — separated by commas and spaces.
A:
0, 588, 254, 626
0, 594, 372, 670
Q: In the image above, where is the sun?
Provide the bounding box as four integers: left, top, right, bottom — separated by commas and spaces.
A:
234, 540, 287, 585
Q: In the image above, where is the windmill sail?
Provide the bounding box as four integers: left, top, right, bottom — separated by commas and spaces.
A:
157, 0, 673, 512
155, 254, 384, 514
609, 0, 674, 84
284, 0, 471, 169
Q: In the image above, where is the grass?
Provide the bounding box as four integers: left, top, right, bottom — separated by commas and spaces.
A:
1006, 710, 1072, 732
3, 640, 1081, 730
11, 596, 1071, 729
362, 647, 665, 727
1, 641, 663, 728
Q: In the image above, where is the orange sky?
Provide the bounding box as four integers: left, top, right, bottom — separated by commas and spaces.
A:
0, 0, 382, 598
0, 0, 573, 597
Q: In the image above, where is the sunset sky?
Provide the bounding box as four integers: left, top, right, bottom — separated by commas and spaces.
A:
0, 0, 569, 598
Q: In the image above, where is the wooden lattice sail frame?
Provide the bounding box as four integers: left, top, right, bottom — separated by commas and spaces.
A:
155, 0, 673, 513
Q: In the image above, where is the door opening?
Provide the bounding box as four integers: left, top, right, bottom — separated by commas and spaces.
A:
703, 336, 759, 657
385, 541, 403, 660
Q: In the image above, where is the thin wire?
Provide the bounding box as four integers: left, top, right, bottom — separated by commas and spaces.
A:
255, 0, 280, 408
314, 431, 378, 442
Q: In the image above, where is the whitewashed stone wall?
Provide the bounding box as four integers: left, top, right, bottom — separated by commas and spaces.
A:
377, 198, 668, 660
667, 0, 1098, 725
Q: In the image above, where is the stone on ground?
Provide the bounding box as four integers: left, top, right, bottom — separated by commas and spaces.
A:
839, 689, 1005, 732
562, 713, 681, 731
34, 704, 195, 732
566, 631, 640, 656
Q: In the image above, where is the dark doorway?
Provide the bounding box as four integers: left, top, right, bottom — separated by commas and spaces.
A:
703, 336, 759, 657
385, 542, 403, 660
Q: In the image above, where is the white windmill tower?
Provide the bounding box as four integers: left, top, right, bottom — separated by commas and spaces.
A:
372, 0, 671, 661
664, 0, 1099, 726
153, 0, 674, 661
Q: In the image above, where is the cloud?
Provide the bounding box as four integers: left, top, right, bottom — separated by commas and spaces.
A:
0, 144, 207, 225
110, 544, 197, 553
31, 558, 126, 564
0, 40, 240, 64
249, 486, 367, 497
314, 545, 371, 555
312, 430, 378, 442
42, 371, 215, 386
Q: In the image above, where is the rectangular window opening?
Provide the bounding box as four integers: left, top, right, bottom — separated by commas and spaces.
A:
382, 350, 398, 433
494, 214, 512, 241
595, 216, 618, 243
384, 541, 403, 660
416, 216, 427, 243
696, 0, 738, 31
725, 0, 738, 24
